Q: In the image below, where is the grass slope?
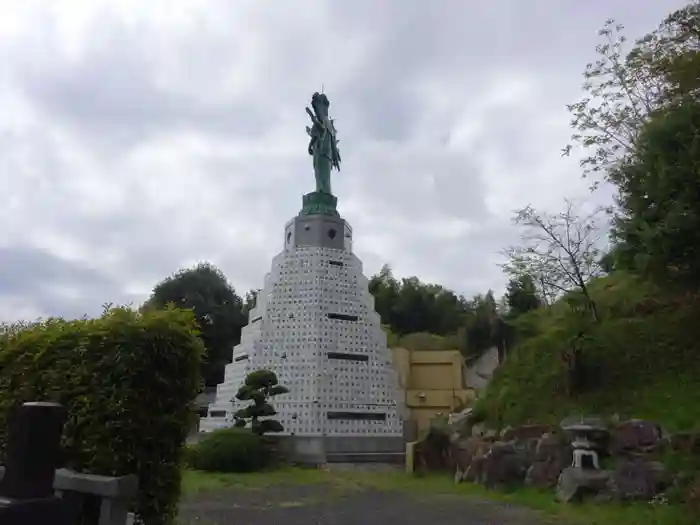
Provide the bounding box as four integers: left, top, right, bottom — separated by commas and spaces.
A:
475, 272, 700, 432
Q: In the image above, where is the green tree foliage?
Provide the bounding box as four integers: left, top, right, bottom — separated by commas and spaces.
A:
368, 265, 505, 358
473, 272, 700, 433
369, 265, 468, 336
233, 369, 289, 435
462, 291, 497, 356
144, 262, 246, 387
598, 247, 620, 274
564, 1, 700, 184
0, 306, 204, 525
396, 332, 459, 351
505, 275, 541, 318
564, 1, 700, 287
612, 99, 700, 286
629, 2, 700, 105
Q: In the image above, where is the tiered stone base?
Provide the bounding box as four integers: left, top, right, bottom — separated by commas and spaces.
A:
300, 191, 339, 217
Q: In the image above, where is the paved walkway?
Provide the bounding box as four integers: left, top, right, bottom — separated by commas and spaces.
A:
179, 480, 550, 525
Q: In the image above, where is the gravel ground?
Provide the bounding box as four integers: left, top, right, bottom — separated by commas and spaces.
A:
179, 478, 550, 525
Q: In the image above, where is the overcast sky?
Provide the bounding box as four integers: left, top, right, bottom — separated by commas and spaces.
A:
0, 0, 688, 321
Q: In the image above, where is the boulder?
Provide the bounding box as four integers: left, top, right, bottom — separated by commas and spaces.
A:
606, 459, 669, 501
483, 429, 498, 440
556, 467, 610, 503
525, 432, 573, 489
501, 424, 555, 442
464, 455, 484, 483
527, 460, 569, 489
479, 441, 530, 489
611, 419, 663, 455
416, 429, 452, 471
535, 432, 572, 463
447, 408, 474, 439
470, 423, 498, 440
452, 437, 489, 483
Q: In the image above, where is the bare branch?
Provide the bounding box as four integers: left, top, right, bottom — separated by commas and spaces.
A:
502, 200, 607, 310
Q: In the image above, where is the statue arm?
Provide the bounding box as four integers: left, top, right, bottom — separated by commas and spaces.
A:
306, 107, 321, 128
331, 139, 341, 169
307, 134, 317, 156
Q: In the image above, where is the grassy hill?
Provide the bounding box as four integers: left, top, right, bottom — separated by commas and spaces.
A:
473, 272, 700, 433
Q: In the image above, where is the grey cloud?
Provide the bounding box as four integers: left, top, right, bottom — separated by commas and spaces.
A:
339, 144, 489, 222
0, 246, 111, 296
0, 245, 130, 319
11, 13, 274, 151
0, 0, 690, 323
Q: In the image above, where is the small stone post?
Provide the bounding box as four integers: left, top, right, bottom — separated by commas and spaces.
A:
0, 401, 73, 524
0, 402, 66, 498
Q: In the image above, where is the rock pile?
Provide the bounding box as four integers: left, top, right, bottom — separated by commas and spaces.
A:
414, 413, 696, 505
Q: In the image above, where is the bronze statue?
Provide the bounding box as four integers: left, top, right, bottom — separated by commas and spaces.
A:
306, 92, 341, 194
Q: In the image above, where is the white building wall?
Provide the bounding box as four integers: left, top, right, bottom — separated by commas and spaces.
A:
200, 219, 404, 440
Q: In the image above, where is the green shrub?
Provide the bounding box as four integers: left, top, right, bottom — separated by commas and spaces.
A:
0, 306, 204, 525
182, 444, 197, 469
474, 272, 700, 432
189, 427, 269, 473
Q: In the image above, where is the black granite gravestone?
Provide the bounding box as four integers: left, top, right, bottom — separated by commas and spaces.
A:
0, 401, 74, 524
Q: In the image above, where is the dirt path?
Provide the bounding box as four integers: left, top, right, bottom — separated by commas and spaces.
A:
179, 479, 551, 525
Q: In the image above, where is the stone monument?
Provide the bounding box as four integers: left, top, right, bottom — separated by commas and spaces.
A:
0, 402, 73, 525
200, 92, 405, 463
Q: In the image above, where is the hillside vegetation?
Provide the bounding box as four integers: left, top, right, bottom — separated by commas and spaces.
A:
474, 272, 700, 432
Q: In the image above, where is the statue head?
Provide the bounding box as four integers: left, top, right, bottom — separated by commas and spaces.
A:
311, 92, 330, 118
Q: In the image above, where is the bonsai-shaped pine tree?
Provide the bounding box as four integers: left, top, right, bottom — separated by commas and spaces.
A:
233, 369, 289, 435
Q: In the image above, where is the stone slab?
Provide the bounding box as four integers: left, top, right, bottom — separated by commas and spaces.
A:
54, 469, 138, 500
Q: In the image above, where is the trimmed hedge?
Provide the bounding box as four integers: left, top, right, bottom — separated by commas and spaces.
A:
189, 427, 269, 473
0, 306, 205, 525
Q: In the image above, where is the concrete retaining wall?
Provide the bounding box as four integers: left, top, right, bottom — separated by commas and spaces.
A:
278, 435, 405, 464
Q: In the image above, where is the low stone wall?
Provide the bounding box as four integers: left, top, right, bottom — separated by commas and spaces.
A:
278, 435, 406, 465
411, 416, 700, 506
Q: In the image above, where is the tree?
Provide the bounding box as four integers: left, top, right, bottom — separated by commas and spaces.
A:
233, 369, 289, 435
367, 265, 509, 355
369, 265, 469, 336
502, 200, 605, 321
369, 264, 401, 329
143, 262, 246, 387
461, 291, 500, 359
505, 275, 541, 318
627, 1, 700, 105
611, 99, 700, 286
563, 2, 700, 184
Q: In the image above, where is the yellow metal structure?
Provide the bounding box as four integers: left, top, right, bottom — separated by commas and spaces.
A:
392, 347, 476, 436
